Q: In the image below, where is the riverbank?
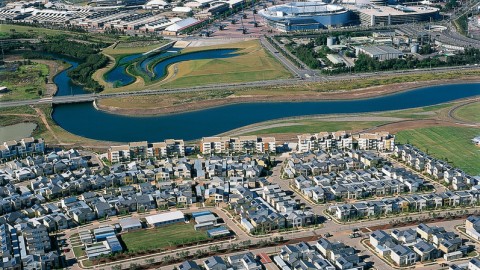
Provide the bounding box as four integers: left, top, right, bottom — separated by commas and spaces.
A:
97, 74, 480, 116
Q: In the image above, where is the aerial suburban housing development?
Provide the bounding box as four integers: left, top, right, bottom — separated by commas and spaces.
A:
0, 0, 479, 267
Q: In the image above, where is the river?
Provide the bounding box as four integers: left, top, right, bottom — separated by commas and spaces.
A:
51, 53, 480, 143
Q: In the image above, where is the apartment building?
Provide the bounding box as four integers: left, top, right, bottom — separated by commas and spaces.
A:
200, 136, 276, 155
0, 138, 45, 159
297, 131, 392, 153
108, 139, 185, 163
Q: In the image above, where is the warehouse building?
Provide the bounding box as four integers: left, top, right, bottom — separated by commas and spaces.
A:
163, 17, 202, 35
355, 45, 403, 61
145, 211, 185, 227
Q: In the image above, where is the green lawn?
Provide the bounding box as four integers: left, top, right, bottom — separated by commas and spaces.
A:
0, 24, 67, 36
161, 41, 291, 88
242, 121, 385, 135
396, 126, 480, 175
454, 102, 480, 123
0, 62, 49, 101
120, 223, 208, 252
73, 246, 86, 258
103, 40, 168, 56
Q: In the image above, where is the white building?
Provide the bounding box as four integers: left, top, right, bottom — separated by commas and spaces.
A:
145, 211, 185, 227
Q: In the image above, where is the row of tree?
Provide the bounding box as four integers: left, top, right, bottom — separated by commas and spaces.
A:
324, 48, 480, 74
67, 54, 109, 92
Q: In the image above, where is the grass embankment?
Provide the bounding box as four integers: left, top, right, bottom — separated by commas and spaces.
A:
94, 40, 169, 88
120, 223, 208, 252
100, 40, 292, 93
396, 127, 480, 175
103, 40, 169, 56
159, 40, 292, 88
0, 62, 49, 101
454, 101, 480, 123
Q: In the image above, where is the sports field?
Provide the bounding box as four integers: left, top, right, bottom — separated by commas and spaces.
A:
396, 126, 480, 175
120, 223, 209, 252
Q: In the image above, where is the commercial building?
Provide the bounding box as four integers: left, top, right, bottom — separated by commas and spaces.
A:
259, 1, 350, 32
355, 45, 404, 61
163, 17, 202, 35
349, 4, 439, 26
145, 211, 185, 227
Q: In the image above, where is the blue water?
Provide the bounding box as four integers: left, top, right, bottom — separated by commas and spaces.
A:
54, 58, 89, 96
139, 49, 180, 77
104, 65, 136, 87
118, 53, 143, 65
104, 54, 143, 87
103, 49, 236, 86
52, 82, 480, 142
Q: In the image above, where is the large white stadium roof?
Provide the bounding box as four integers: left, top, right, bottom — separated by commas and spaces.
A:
260, 1, 346, 18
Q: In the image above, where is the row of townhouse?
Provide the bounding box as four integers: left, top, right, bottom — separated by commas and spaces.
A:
199, 136, 276, 155
296, 131, 395, 153
370, 223, 468, 266
1, 153, 89, 184
291, 151, 426, 202
107, 139, 185, 163
449, 257, 480, 270
0, 221, 60, 270
0, 137, 45, 160
394, 144, 480, 190
178, 241, 363, 270
329, 189, 480, 220
275, 239, 364, 270
230, 185, 316, 233
178, 252, 262, 270
0, 151, 274, 223
193, 154, 268, 180
282, 149, 385, 178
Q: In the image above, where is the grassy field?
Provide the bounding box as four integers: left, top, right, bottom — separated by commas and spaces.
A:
396, 126, 480, 175
454, 102, 480, 123
241, 120, 386, 135
0, 24, 68, 36
0, 62, 49, 101
102, 40, 169, 56
160, 40, 292, 88
120, 223, 208, 252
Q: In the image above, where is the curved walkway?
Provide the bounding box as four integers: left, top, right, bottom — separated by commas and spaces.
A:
447, 97, 480, 126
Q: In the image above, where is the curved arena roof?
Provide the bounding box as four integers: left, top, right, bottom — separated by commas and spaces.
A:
259, 1, 347, 19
